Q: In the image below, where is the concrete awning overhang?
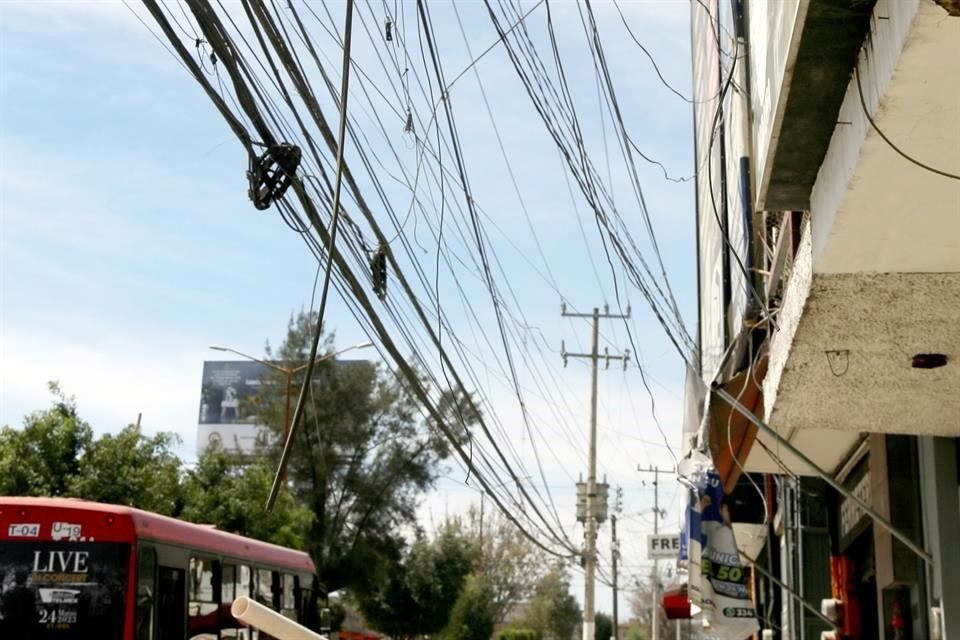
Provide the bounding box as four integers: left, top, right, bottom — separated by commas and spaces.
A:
754, 0, 877, 211
746, 1, 960, 478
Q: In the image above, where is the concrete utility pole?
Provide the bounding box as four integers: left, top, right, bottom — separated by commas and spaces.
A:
562, 304, 630, 640
639, 465, 661, 640
612, 512, 619, 640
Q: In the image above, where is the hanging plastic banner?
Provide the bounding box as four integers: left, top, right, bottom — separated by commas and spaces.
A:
678, 449, 711, 612
678, 452, 759, 639
697, 468, 760, 639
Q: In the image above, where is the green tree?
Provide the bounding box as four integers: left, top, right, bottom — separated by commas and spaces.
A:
441, 574, 496, 640
625, 626, 646, 640
0, 382, 93, 497
524, 564, 581, 640
0, 383, 188, 513
68, 424, 183, 515
251, 312, 461, 595
595, 612, 613, 640
180, 444, 314, 549
357, 525, 476, 638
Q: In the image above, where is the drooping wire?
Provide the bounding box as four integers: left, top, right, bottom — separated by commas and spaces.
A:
855, 65, 960, 181
267, 0, 357, 511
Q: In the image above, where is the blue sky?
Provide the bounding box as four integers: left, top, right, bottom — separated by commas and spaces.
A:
1, 0, 697, 616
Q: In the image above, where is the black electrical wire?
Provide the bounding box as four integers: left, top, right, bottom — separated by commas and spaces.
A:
267, 0, 356, 511
143, 0, 600, 556
855, 66, 960, 181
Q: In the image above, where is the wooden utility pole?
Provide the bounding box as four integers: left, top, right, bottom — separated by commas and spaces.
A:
562, 304, 630, 640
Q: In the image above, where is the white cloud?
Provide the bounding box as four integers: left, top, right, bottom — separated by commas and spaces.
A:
0, 0, 146, 34
0, 324, 205, 459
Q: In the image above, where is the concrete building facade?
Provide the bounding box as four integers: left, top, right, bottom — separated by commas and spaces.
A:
683, 1, 959, 638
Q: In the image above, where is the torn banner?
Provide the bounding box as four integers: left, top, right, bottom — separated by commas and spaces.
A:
680, 459, 759, 639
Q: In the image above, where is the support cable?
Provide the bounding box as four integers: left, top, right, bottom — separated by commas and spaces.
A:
267, 0, 355, 511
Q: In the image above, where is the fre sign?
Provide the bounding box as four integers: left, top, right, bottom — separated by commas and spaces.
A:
647, 533, 681, 559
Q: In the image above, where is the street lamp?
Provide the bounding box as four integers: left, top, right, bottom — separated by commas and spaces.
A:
208, 341, 374, 480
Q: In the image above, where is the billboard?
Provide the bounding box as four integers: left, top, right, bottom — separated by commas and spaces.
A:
196, 359, 370, 455
199, 360, 269, 426
198, 360, 273, 455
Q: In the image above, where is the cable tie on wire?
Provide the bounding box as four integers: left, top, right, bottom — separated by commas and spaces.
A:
371, 245, 388, 300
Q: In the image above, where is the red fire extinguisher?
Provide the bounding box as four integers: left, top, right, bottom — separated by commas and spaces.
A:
890, 599, 906, 640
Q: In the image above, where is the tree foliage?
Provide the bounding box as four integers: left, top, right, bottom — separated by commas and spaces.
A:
523, 564, 582, 640
595, 612, 613, 640
625, 626, 647, 640
0, 382, 93, 497
356, 525, 476, 637
180, 444, 314, 548
68, 423, 183, 515
440, 574, 496, 640
0, 383, 182, 514
452, 504, 551, 623
251, 311, 459, 595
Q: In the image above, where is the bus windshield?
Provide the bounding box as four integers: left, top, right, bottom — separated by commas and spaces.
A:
0, 541, 128, 640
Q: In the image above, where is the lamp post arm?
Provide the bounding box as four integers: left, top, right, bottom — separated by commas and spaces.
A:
208, 346, 290, 375
289, 341, 375, 374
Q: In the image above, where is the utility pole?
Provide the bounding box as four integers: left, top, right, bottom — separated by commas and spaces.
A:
612, 513, 619, 640
639, 465, 661, 640
562, 304, 630, 640
612, 485, 623, 640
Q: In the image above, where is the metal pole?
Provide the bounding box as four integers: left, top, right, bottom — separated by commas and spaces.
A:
612, 513, 619, 640
479, 490, 484, 548
652, 466, 659, 640
282, 371, 293, 484
584, 307, 599, 640
714, 387, 933, 565
739, 548, 837, 630
266, 0, 355, 513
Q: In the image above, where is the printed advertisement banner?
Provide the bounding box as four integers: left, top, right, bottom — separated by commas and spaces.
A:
680, 457, 759, 639
0, 541, 129, 639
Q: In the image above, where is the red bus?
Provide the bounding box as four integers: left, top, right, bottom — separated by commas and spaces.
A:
0, 497, 318, 640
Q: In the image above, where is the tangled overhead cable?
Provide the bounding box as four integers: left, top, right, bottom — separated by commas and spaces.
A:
247, 143, 302, 210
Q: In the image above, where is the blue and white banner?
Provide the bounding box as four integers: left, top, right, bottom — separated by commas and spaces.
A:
679, 455, 759, 639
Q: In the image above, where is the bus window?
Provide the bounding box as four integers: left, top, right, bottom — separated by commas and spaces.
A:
135, 546, 156, 640
156, 566, 185, 640
221, 564, 236, 605
255, 569, 273, 609
236, 565, 251, 600
189, 556, 219, 640
234, 565, 252, 640
281, 574, 296, 619
296, 576, 316, 628
220, 563, 240, 640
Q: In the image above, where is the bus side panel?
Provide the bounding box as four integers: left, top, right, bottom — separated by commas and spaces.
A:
125, 543, 137, 640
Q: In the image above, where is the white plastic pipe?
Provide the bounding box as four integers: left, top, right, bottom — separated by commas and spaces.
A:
231, 596, 328, 640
